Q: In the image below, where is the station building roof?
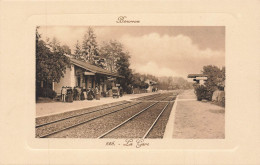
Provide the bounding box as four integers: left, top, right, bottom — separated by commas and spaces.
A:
70, 58, 123, 78
187, 74, 208, 78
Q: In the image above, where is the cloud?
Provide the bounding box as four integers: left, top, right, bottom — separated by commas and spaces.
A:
38, 27, 225, 78
119, 33, 225, 78
133, 61, 180, 77
38, 26, 115, 52
39, 26, 86, 49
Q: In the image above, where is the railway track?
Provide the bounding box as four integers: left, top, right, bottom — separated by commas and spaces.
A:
36, 93, 170, 138
36, 101, 142, 138
98, 95, 175, 139
36, 101, 132, 128
131, 93, 161, 101
36, 100, 129, 126
36, 93, 165, 127
134, 94, 174, 102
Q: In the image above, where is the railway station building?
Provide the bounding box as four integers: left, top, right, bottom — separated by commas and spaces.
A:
145, 79, 158, 92
52, 58, 122, 95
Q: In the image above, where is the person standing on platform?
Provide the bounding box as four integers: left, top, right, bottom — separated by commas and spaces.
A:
80, 87, 85, 100
95, 85, 100, 100
83, 87, 87, 100
87, 87, 94, 100
73, 87, 78, 100
76, 87, 81, 100
61, 86, 66, 102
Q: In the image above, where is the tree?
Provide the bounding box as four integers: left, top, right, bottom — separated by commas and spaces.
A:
167, 77, 173, 87
221, 67, 225, 81
116, 51, 133, 93
36, 27, 70, 98
100, 40, 134, 92
82, 27, 99, 64
74, 40, 82, 59
202, 65, 223, 91
100, 40, 123, 72
131, 73, 157, 90
132, 73, 142, 88
145, 74, 159, 83
94, 57, 107, 69
201, 65, 225, 100
140, 81, 149, 89
48, 37, 60, 53
156, 76, 192, 90
61, 44, 71, 55
218, 66, 225, 90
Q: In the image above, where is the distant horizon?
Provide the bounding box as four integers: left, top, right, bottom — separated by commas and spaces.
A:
38, 26, 225, 79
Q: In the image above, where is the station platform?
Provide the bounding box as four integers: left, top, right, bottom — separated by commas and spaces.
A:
36, 92, 157, 117
164, 89, 225, 139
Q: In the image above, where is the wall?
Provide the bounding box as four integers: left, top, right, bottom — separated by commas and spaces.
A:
74, 65, 85, 88
53, 66, 72, 94
146, 85, 153, 92
70, 65, 75, 87
53, 64, 112, 94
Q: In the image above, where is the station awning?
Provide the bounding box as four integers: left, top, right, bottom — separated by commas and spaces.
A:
70, 58, 124, 78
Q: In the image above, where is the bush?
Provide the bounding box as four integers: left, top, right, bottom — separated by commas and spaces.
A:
36, 87, 57, 99
125, 85, 133, 94
46, 88, 57, 99
194, 85, 212, 101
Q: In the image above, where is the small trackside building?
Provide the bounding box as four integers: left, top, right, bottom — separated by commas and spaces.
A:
187, 74, 208, 85
53, 58, 123, 95
145, 79, 158, 92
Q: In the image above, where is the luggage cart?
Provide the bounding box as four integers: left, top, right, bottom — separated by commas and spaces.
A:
66, 88, 73, 103
112, 87, 119, 98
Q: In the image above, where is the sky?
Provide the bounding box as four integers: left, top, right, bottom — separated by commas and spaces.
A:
38, 26, 225, 79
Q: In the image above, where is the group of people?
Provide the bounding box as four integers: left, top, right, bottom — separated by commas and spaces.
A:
61, 86, 100, 102
152, 87, 158, 92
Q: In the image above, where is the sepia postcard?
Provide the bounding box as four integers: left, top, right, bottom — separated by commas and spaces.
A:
0, 1, 260, 165
35, 25, 225, 140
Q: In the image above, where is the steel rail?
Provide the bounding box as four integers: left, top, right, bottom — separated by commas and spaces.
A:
36, 101, 131, 128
